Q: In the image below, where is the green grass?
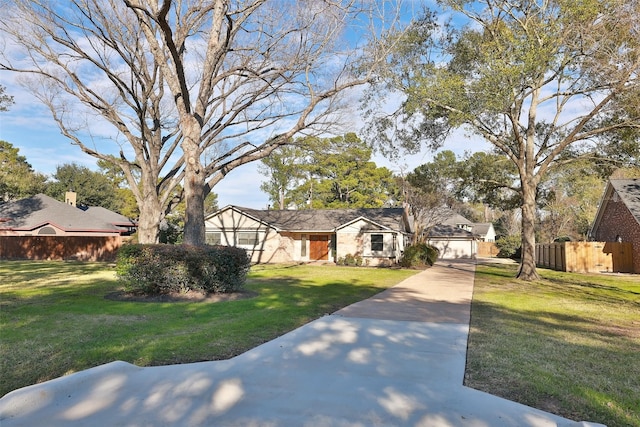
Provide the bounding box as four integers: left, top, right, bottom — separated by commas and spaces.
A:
5, 259, 638, 425
0, 261, 418, 397
466, 263, 640, 427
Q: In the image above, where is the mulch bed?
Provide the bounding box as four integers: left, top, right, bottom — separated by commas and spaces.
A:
105, 289, 258, 303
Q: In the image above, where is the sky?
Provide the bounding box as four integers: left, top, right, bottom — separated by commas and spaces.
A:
0, 1, 489, 210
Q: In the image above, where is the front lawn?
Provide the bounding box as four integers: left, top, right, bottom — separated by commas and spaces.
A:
0, 261, 418, 397
5, 259, 638, 426
466, 263, 640, 427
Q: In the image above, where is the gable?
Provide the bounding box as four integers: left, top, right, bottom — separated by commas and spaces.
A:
592, 179, 640, 235
206, 206, 410, 233
610, 179, 640, 226
471, 223, 495, 237
206, 206, 276, 231
337, 217, 387, 233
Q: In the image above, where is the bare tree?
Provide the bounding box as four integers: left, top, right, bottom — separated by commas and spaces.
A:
1, 0, 404, 243
396, 175, 451, 243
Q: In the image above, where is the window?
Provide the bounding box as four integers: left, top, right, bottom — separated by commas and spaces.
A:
237, 232, 259, 246
38, 226, 56, 235
371, 234, 384, 252
301, 234, 307, 257
206, 232, 221, 245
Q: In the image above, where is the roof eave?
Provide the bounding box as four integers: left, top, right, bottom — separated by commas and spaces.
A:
2, 220, 120, 234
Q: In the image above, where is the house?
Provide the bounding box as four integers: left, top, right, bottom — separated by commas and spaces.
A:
0, 193, 136, 261
204, 205, 414, 265
471, 223, 496, 242
426, 224, 477, 259
0, 193, 135, 236
590, 179, 640, 273
424, 211, 495, 259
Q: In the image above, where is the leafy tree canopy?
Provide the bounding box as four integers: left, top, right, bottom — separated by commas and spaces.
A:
259, 133, 399, 209
0, 85, 14, 112
0, 141, 47, 202
365, 0, 640, 280
258, 143, 310, 210
46, 163, 118, 211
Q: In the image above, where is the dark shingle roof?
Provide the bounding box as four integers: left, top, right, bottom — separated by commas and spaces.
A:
231, 206, 411, 232
441, 212, 473, 226
84, 206, 136, 227
610, 179, 640, 225
0, 194, 125, 233
471, 223, 493, 237
427, 224, 476, 238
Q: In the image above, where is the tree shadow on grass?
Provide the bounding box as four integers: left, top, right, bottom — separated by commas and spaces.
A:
0, 275, 389, 397
465, 300, 640, 427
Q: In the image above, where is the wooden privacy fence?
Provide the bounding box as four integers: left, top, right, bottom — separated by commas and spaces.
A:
477, 241, 500, 257
536, 241, 633, 273
0, 236, 122, 262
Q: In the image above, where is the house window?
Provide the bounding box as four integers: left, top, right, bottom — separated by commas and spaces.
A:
371, 234, 384, 252
301, 234, 307, 257
206, 232, 221, 245
38, 226, 56, 235
237, 232, 259, 246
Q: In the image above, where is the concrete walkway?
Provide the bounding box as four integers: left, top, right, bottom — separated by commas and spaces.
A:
0, 260, 604, 427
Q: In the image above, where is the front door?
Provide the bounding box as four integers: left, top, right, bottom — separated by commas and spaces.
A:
309, 235, 329, 260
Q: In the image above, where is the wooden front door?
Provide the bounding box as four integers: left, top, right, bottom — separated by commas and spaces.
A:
309, 235, 329, 260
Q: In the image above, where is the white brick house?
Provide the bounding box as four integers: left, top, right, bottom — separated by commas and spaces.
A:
204, 206, 414, 266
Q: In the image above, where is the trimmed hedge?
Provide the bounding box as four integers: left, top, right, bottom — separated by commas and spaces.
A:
116, 244, 251, 295
399, 243, 439, 268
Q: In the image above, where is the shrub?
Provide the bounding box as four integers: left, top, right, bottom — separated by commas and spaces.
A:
399, 243, 439, 268
337, 253, 363, 266
116, 244, 250, 295
495, 234, 521, 258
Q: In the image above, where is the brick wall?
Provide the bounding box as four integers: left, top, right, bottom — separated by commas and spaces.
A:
593, 195, 640, 274
0, 235, 122, 261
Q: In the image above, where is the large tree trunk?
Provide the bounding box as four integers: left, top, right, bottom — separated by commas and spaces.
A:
136, 198, 162, 244
279, 188, 285, 210
183, 166, 206, 245
517, 177, 540, 280
182, 124, 206, 246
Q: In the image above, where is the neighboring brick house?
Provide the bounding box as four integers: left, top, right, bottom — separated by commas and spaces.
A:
0, 193, 136, 261
0, 193, 136, 237
204, 205, 414, 266
590, 179, 640, 273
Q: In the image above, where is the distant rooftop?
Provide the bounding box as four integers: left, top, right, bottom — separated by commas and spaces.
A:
0, 194, 134, 233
